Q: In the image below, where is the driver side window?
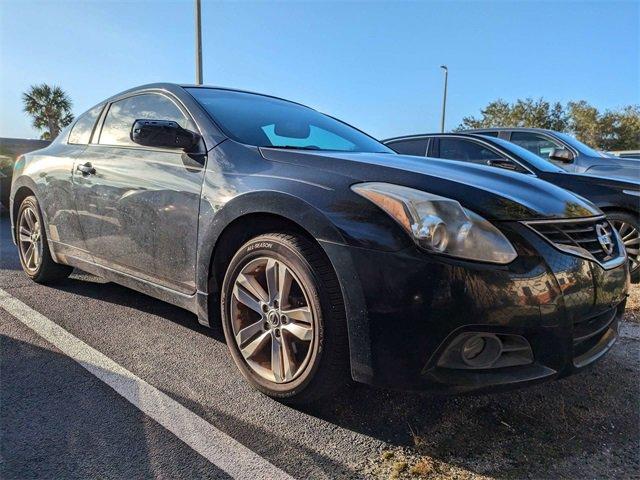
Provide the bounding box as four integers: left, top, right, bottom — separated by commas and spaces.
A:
509, 132, 564, 160
438, 138, 505, 165
99, 94, 190, 147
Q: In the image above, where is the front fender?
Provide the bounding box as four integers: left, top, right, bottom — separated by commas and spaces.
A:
195, 189, 373, 383
196, 189, 348, 293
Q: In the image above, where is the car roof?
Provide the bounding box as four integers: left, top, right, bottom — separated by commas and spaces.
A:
463, 127, 556, 134
382, 132, 495, 143
102, 82, 310, 109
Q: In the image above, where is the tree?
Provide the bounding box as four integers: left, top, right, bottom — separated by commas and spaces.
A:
457, 98, 640, 151
458, 98, 568, 131
22, 84, 74, 140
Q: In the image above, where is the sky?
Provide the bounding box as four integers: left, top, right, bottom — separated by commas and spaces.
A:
0, 0, 638, 140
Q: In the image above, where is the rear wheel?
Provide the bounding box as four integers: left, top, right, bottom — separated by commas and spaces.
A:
220, 233, 348, 404
607, 211, 640, 283
16, 196, 72, 283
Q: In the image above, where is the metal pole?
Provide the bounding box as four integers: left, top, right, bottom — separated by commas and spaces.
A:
440, 65, 448, 133
195, 0, 203, 85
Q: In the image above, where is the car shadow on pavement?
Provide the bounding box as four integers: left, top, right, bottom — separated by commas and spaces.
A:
0, 333, 232, 480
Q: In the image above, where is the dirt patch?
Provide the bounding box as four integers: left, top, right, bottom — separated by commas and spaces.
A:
625, 284, 639, 324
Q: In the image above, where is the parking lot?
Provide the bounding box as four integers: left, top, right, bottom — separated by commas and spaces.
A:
1, 212, 638, 480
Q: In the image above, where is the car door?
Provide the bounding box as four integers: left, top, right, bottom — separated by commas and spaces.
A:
40, 104, 105, 263
72, 92, 206, 294
508, 131, 578, 172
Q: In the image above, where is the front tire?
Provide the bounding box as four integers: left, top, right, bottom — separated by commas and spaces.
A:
220, 233, 348, 404
16, 196, 72, 283
607, 211, 640, 283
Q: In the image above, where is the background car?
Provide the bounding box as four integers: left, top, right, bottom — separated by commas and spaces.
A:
383, 132, 640, 282
459, 127, 639, 180
10, 84, 629, 404
0, 138, 51, 208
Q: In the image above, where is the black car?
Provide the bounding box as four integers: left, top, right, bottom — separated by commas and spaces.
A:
384, 133, 640, 282
461, 127, 639, 180
11, 84, 629, 403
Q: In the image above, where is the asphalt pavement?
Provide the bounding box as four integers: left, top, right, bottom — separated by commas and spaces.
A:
1, 213, 638, 480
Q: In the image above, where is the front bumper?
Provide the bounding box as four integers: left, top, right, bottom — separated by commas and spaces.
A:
321, 221, 630, 393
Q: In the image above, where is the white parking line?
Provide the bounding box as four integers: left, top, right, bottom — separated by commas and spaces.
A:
0, 288, 294, 480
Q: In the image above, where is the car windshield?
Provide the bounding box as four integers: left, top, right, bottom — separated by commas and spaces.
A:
487, 136, 565, 173
187, 88, 393, 154
553, 131, 606, 158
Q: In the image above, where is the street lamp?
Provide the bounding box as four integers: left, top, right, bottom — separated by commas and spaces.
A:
440, 65, 448, 133
195, 0, 203, 85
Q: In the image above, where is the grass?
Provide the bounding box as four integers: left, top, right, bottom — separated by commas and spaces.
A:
624, 283, 639, 323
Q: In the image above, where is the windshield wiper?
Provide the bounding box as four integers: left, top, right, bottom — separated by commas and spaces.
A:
261, 145, 321, 150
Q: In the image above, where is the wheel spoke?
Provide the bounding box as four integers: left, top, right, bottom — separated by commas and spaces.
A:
271, 332, 295, 382
240, 330, 270, 359
32, 242, 40, 266
233, 283, 263, 315
24, 244, 34, 268
235, 319, 266, 347
24, 209, 35, 229
282, 322, 313, 342
235, 271, 268, 304
265, 259, 279, 304
281, 337, 295, 381
625, 237, 640, 246
277, 263, 292, 308
626, 247, 639, 256
19, 226, 31, 243
271, 333, 283, 382
281, 306, 312, 324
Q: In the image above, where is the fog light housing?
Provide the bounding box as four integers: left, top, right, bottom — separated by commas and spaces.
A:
462, 336, 485, 360
436, 332, 534, 370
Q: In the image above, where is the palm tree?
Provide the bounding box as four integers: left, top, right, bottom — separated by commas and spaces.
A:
22, 84, 74, 140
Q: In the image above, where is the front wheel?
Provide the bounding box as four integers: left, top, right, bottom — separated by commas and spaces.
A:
16, 196, 72, 283
220, 233, 348, 404
607, 211, 640, 283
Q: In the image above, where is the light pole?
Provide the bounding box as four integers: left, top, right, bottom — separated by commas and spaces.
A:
440, 65, 448, 133
195, 0, 203, 85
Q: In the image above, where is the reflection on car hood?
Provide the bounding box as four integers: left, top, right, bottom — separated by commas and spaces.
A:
259, 148, 601, 221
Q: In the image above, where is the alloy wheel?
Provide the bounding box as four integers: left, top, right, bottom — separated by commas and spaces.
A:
611, 220, 640, 273
230, 257, 315, 384
18, 206, 43, 274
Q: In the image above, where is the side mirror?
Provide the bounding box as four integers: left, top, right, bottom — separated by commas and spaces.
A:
486, 158, 518, 171
130, 119, 200, 151
549, 148, 574, 163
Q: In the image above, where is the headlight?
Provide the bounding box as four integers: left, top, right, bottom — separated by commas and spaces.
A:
352, 182, 517, 264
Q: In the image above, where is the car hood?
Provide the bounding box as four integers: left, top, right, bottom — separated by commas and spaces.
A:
559, 171, 640, 190
583, 157, 640, 181
259, 149, 601, 221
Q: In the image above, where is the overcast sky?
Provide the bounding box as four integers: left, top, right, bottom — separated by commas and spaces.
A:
1, 0, 638, 140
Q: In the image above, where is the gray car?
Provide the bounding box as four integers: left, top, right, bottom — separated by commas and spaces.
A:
464, 128, 639, 180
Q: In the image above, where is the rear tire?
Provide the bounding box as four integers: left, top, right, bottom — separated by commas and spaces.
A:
16, 196, 72, 284
607, 210, 640, 283
220, 232, 349, 404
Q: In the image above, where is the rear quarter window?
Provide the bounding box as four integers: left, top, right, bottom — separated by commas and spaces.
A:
68, 104, 104, 145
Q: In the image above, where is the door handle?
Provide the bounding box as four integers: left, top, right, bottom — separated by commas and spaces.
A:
76, 162, 96, 175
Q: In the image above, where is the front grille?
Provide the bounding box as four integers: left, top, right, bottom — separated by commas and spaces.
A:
525, 217, 620, 263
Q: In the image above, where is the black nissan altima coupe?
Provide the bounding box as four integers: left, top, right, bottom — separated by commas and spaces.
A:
11, 84, 629, 404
